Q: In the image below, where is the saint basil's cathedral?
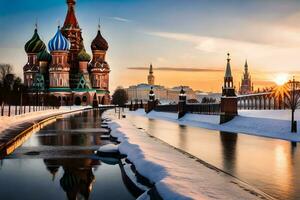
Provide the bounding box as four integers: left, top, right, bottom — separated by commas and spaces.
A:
23, 0, 110, 105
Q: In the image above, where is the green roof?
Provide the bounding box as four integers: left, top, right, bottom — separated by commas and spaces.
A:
48, 88, 72, 92
96, 89, 109, 94
72, 88, 96, 92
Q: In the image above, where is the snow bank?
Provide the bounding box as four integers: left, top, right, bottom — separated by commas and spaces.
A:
130, 109, 300, 142
239, 109, 300, 120
104, 111, 272, 200
0, 106, 91, 134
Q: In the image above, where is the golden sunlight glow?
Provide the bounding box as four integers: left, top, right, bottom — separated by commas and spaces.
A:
274, 73, 289, 86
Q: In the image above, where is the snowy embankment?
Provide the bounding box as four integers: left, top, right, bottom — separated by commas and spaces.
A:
104, 111, 273, 200
130, 109, 300, 142
0, 106, 91, 134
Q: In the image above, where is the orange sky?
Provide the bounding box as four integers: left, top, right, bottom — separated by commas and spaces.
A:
110, 65, 292, 92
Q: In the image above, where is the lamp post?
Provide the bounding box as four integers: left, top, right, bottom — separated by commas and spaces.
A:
35, 83, 39, 111
17, 86, 23, 115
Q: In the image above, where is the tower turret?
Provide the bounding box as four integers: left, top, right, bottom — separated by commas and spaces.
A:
78, 48, 91, 73
23, 26, 46, 88
48, 27, 70, 89
89, 24, 110, 90
61, 0, 82, 72
239, 59, 253, 94
147, 63, 155, 85
37, 50, 52, 74
178, 86, 187, 118
222, 53, 236, 97
220, 53, 237, 124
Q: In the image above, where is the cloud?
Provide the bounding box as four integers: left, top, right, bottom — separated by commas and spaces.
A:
144, 30, 300, 72
110, 17, 131, 23
145, 31, 282, 53
128, 67, 223, 72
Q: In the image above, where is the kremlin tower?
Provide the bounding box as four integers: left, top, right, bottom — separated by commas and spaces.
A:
239, 60, 253, 94
23, 0, 111, 105
222, 53, 236, 97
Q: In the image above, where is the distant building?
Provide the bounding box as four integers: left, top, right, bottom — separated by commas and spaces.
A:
125, 64, 196, 103
239, 60, 253, 95
23, 0, 110, 105
147, 64, 155, 85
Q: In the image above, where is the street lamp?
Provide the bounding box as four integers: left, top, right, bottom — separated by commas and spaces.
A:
17, 86, 23, 115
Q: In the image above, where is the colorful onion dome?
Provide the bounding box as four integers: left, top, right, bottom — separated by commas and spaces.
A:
48, 26, 70, 52
91, 29, 108, 51
24, 28, 46, 54
77, 48, 91, 62
37, 50, 52, 62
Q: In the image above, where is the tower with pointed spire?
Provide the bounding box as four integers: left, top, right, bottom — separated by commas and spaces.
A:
220, 53, 237, 124
61, 0, 82, 72
239, 60, 253, 94
147, 63, 155, 85
222, 53, 236, 97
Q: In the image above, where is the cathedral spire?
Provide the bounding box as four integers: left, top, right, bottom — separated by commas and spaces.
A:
149, 63, 153, 74
35, 18, 38, 30
225, 53, 232, 78
63, 0, 79, 29
239, 59, 253, 94
148, 63, 155, 85
244, 59, 249, 77
98, 18, 101, 31
222, 53, 236, 96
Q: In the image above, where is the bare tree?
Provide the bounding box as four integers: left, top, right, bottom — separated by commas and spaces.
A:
275, 77, 300, 132
0, 63, 13, 83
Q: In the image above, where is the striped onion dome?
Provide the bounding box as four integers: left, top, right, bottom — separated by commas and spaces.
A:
24, 28, 46, 54
37, 50, 52, 62
48, 26, 70, 52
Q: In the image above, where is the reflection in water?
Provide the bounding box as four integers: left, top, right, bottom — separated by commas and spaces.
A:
178, 125, 187, 149
39, 111, 101, 200
219, 131, 237, 173
0, 110, 134, 200
43, 158, 99, 200
44, 159, 60, 181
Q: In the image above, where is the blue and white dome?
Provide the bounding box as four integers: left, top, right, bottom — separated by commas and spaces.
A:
48, 27, 70, 52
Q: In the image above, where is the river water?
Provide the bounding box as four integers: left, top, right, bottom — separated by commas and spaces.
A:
0, 110, 134, 200
126, 113, 300, 200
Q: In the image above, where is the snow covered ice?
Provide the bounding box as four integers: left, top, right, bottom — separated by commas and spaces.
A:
104, 110, 273, 200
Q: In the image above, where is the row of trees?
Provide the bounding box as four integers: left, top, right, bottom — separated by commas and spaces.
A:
0, 64, 24, 105
0, 64, 60, 109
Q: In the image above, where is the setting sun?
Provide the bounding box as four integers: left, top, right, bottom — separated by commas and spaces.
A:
274, 73, 289, 86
